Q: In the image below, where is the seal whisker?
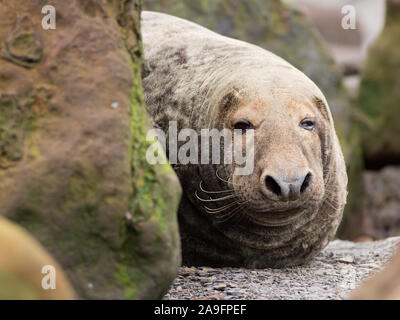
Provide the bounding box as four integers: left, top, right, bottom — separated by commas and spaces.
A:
199, 180, 234, 194
215, 201, 249, 223
215, 168, 240, 186
204, 200, 240, 213
195, 190, 236, 202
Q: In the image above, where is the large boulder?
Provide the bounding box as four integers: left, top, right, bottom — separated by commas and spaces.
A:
0, 0, 181, 299
356, 167, 400, 240
356, 0, 400, 168
0, 217, 75, 299
143, 0, 361, 238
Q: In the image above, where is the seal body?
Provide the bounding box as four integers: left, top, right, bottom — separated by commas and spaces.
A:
141, 11, 348, 268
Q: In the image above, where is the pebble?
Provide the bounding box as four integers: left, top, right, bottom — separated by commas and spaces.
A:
213, 284, 227, 291
337, 255, 355, 264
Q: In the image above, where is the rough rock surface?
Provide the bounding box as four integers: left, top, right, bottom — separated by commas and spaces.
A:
165, 237, 400, 300
0, 217, 75, 299
0, 0, 181, 299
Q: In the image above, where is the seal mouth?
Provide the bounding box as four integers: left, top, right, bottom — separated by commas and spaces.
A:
245, 207, 308, 227
240, 196, 321, 227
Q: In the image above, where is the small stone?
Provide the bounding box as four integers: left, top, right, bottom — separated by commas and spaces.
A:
314, 269, 326, 276
200, 277, 212, 284
202, 294, 223, 300
213, 284, 227, 291
337, 255, 355, 264
340, 267, 351, 275
110, 101, 119, 109
180, 267, 196, 277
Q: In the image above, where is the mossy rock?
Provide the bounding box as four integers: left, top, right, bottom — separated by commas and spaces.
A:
0, 0, 181, 299
357, 0, 400, 168
143, 0, 361, 238
0, 217, 75, 299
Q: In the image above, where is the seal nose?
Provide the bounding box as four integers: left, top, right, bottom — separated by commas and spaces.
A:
263, 172, 312, 201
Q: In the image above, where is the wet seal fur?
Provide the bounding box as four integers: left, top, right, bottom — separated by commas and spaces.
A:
141, 11, 348, 268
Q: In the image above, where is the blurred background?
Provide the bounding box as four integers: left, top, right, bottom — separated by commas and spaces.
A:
143, 0, 400, 241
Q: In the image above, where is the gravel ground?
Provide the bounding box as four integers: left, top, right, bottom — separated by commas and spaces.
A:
165, 237, 400, 300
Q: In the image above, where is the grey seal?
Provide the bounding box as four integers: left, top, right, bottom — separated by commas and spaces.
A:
141, 11, 347, 268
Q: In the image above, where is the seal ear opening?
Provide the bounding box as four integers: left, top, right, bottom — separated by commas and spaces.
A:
218, 88, 242, 118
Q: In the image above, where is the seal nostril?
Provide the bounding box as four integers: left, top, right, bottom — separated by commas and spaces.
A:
300, 172, 312, 193
265, 175, 281, 196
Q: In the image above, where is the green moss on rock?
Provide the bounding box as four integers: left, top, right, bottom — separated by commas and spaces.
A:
357, 2, 400, 166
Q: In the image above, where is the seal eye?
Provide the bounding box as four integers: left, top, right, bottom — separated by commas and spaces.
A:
233, 120, 254, 132
300, 119, 315, 131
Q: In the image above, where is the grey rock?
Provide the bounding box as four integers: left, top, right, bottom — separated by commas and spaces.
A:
357, 166, 400, 239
